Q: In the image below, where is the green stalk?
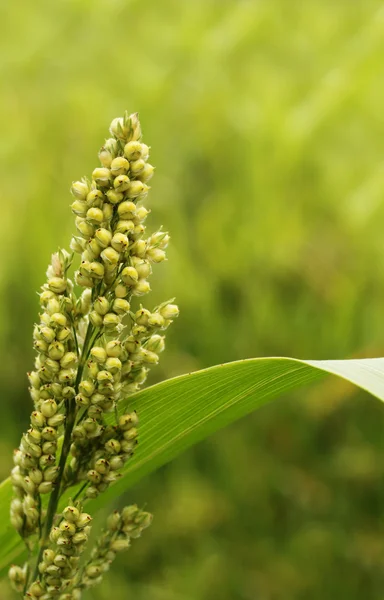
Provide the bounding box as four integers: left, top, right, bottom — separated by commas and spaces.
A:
31, 322, 95, 583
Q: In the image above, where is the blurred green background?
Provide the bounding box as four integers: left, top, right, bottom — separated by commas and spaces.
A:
2, 0, 384, 598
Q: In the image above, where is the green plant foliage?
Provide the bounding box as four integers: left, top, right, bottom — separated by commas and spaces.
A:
1, 357, 384, 578
2, 0, 384, 598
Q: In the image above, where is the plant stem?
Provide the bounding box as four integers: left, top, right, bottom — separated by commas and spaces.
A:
31, 322, 95, 583
72, 481, 88, 504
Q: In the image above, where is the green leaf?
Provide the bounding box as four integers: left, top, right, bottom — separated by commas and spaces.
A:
2, 356, 384, 575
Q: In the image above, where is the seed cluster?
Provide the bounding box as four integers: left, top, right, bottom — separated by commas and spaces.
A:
30, 506, 92, 599
11, 250, 74, 539
69, 410, 139, 499
73, 505, 151, 595
9, 112, 178, 599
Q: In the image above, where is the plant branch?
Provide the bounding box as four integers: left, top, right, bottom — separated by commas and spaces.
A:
31, 322, 95, 583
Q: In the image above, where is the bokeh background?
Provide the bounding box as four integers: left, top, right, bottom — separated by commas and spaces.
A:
2, 0, 384, 598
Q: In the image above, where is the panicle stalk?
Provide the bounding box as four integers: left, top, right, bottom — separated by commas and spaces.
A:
9, 112, 178, 599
